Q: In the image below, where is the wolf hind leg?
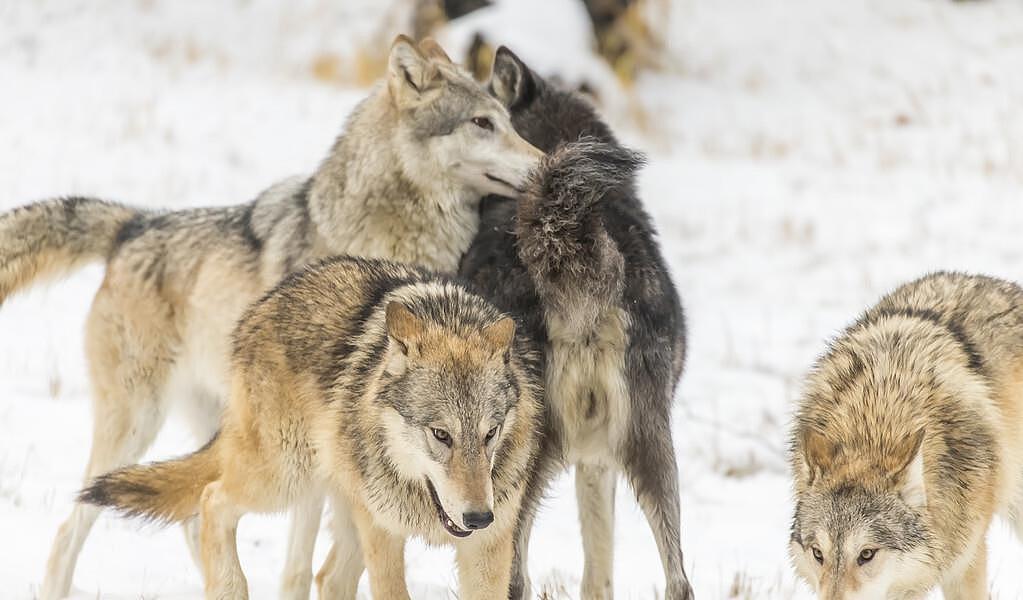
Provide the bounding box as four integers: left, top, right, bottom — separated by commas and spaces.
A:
619, 394, 694, 600
941, 538, 987, 600
279, 491, 326, 600
576, 462, 616, 600
200, 480, 248, 599
41, 293, 176, 600
508, 508, 536, 600
315, 494, 364, 600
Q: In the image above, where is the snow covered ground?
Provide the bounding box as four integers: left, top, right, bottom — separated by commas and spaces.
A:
2, 0, 1023, 598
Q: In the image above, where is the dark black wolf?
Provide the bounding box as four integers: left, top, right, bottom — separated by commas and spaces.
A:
460, 47, 693, 600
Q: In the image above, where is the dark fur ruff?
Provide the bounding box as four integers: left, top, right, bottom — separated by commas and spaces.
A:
459, 48, 691, 599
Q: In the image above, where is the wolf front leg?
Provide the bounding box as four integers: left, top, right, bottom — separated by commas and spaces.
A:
576, 462, 617, 600
199, 480, 249, 600
455, 530, 515, 600
279, 491, 325, 600
620, 397, 694, 600
315, 493, 364, 600
941, 538, 988, 600
351, 502, 410, 600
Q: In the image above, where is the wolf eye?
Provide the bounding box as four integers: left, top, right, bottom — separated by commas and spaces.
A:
857, 548, 876, 566
471, 116, 494, 131
811, 546, 823, 564
485, 426, 499, 444
431, 428, 452, 447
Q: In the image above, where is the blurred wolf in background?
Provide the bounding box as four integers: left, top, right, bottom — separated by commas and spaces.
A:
457, 48, 694, 600
0, 35, 541, 600
79, 257, 545, 600
791, 272, 1023, 599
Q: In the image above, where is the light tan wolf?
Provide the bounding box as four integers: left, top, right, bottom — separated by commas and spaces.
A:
78, 256, 545, 600
790, 272, 1023, 599
0, 36, 542, 600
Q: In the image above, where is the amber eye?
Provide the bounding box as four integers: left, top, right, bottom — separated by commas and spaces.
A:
857, 548, 876, 566
432, 428, 452, 447
471, 116, 494, 131
811, 546, 824, 564
485, 426, 499, 444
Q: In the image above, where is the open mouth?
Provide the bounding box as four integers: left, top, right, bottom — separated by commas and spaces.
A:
484, 173, 523, 194
425, 479, 472, 538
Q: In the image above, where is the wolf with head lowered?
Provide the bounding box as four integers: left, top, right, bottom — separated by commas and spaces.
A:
0, 36, 542, 600
79, 256, 545, 600
456, 48, 695, 599
791, 272, 1023, 599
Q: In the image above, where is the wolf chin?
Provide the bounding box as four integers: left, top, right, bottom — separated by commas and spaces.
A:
457, 48, 694, 600
78, 256, 545, 600
790, 272, 1023, 599
0, 36, 542, 600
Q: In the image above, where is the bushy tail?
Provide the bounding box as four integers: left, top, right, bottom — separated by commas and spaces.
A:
78, 435, 221, 524
516, 139, 644, 330
0, 197, 140, 304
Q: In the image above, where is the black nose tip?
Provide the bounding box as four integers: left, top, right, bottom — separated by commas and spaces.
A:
462, 510, 494, 530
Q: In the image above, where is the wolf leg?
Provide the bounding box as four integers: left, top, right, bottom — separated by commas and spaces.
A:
352, 502, 410, 600
941, 538, 987, 600
455, 530, 515, 600
279, 491, 325, 600
508, 509, 536, 600
41, 294, 175, 600
576, 462, 616, 600
181, 393, 222, 573
620, 404, 694, 600
200, 480, 248, 600
315, 494, 364, 600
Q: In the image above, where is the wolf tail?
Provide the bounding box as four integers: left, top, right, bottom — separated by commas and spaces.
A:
0, 197, 141, 304
78, 434, 222, 524
516, 139, 644, 332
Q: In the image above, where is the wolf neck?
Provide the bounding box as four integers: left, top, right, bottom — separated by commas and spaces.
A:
308, 89, 480, 273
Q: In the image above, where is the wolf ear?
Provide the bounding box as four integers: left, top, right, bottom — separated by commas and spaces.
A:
888, 428, 927, 508
385, 301, 425, 373
388, 35, 438, 106
481, 316, 516, 355
801, 429, 837, 486
418, 37, 452, 64
490, 46, 534, 109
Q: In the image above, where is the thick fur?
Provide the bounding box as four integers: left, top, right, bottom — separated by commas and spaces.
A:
790, 272, 1023, 600
5, 36, 542, 600
0, 197, 138, 303
81, 256, 545, 600
79, 434, 221, 524
458, 48, 693, 600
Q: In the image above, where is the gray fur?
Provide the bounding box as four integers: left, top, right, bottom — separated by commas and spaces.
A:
460, 47, 693, 600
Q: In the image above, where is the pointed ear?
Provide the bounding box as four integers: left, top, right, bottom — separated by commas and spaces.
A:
388, 35, 437, 106
888, 428, 927, 507
385, 301, 425, 352
418, 37, 452, 64
489, 46, 534, 109
481, 316, 516, 355
801, 429, 837, 486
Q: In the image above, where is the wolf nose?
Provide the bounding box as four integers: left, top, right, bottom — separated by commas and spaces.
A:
462, 511, 494, 530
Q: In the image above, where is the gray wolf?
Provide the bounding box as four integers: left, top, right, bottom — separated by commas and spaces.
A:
457, 47, 693, 600
79, 256, 545, 600
0, 35, 542, 600
790, 271, 1023, 599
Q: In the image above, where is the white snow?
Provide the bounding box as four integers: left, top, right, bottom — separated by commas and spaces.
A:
2, 0, 1022, 598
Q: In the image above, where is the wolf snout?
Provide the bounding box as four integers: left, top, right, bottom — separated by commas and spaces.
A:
462, 510, 494, 530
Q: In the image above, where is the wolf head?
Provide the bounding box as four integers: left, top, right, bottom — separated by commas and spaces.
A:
790, 426, 933, 599
377, 298, 519, 538
385, 36, 543, 198
487, 46, 616, 153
